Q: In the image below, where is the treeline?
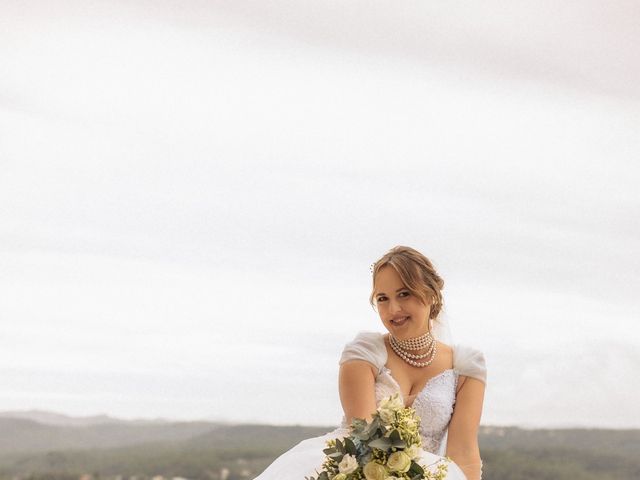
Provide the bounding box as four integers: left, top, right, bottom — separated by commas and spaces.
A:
1, 425, 639, 480
482, 447, 640, 480
3, 445, 640, 480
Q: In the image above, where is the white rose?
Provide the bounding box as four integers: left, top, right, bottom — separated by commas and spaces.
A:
387, 451, 411, 473
379, 394, 404, 411
363, 461, 388, 480
378, 394, 404, 423
405, 444, 422, 460
378, 408, 395, 424
338, 454, 359, 474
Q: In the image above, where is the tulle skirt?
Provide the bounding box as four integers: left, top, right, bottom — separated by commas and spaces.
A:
254, 427, 467, 480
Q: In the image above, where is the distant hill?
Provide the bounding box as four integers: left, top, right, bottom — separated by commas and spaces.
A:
0, 418, 219, 454
478, 425, 640, 456
0, 413, 335, 456
0, 410, 169, 427
0, 413, 638, 480
185, 423, 338, 450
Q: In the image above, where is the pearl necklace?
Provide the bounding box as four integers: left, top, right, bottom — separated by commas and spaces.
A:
389, 331, 437, 367
394, 331, 434, 350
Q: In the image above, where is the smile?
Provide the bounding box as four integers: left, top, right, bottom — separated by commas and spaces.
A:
391, 316, 410, 326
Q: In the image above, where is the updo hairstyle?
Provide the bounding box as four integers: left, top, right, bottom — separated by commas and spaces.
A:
369, 245, 445, 320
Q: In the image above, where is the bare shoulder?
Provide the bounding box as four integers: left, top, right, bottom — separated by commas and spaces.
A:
436, 340, 454, 368
436, 340, 453, 356
340, 358, 378, 379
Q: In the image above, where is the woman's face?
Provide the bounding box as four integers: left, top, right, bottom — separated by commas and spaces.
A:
373, 265, 431, 340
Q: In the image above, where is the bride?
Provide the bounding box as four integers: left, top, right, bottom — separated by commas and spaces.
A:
254, 246, 487, 480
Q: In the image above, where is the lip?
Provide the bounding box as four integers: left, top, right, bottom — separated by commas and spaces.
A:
390, 316, 410, 326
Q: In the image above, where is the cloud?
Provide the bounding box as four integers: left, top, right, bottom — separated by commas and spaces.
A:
0, 0, 638, 426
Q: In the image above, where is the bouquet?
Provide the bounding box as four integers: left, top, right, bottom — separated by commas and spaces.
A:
305, 394, 450, 480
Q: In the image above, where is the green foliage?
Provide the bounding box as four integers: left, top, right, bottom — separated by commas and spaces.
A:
343, 438, 356, 456
350, 417, 380, 441
407, 461, 424, 478
481, 447, 640, 480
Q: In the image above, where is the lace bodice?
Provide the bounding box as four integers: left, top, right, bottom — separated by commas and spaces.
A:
338, 331, 487, 456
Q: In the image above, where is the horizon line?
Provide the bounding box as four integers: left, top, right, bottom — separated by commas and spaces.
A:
1, 408, 638, 431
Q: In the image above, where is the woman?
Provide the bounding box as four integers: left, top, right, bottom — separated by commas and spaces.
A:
254, 246, 487, 480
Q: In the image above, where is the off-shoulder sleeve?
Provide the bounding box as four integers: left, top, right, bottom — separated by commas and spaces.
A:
453, 344, 487, 384
338, 331, 387, 375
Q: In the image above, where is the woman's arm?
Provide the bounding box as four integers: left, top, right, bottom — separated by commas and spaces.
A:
445, 376, 486, 480
338, 360, 378, 425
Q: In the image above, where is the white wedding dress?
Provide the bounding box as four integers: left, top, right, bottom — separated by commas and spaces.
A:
254, 331, 487, 480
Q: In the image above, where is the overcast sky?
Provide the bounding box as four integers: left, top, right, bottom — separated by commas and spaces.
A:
1, 1, 639, 429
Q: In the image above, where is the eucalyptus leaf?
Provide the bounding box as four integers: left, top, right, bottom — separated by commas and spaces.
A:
361, 417, 380, 439
351, 417, 367, 431
351, 429, 367, 441
368, 437, 392, 450
389, 430, 407, 448
353, 418, 376, 441
370, 416, 381, 431
344, 437, 357, 455
318, 472, 329, 480
408, 461, 424, 476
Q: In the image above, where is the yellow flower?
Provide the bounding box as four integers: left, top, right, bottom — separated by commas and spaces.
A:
363, 461, 388, 480
403, 417, 417, 430
332, 474, 347, 480
387, 451, 411, 473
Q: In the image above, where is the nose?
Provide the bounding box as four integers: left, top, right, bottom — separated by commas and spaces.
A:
388, 297, 403, 314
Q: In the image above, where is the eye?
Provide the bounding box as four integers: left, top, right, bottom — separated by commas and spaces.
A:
399, 291, 410, 297
376, 296, 387, 302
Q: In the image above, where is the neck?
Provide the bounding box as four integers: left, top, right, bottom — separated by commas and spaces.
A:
391, 330, 434, 349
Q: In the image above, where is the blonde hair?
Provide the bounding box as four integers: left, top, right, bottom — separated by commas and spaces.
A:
369, 246, 444, 320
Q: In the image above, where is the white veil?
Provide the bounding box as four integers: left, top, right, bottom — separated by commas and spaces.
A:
431, 309, 454, 345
